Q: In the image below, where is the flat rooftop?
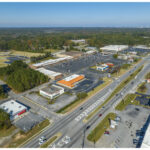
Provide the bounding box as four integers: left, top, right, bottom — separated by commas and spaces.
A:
100, 45, 128, 51
36, 68, 62, 77
33, 56, 73, 67
40, 85, 64, 95
62, 51, 83, 57
0, 100, 27, 116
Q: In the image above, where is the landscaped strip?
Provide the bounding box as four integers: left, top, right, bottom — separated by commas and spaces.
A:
136, 82, 147, 94
115, 93, 139, 111
3, 119, 50, 148
85, 65, 143, 121
56, 77, 112, 114
40, 132, 61, 148
87, 113, 116, 142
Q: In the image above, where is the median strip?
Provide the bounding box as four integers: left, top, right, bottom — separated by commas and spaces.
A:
87, 113, 116, 142
40, 132, 62, 148
84, 65, 143, 121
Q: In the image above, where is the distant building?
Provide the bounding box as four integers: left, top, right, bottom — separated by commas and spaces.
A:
147, 79, 150, 83
71, 39, 86, 44
56, 51, 84, 58
31, 56, 73, 68
36, 68, 63, 80
0, 100, 28, 120
57, 74, 85, 89
106, 63, 114, 67
133, 45, 150, 50
40, 84, 64, 99
100, 45, 128, 54
96, 64, 109, 71
84, 47, 97, 51
85, 50, 97, 55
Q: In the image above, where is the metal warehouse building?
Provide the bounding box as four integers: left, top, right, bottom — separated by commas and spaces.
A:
100, 45, 128, 54
57, 74, 85, 89
36, 67, 63, 80
40, 84, 64, 99
31, 56, 73, 69
0, 100, 27, 120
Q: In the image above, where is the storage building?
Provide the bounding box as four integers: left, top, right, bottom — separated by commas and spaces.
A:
40, 84, 64, 99
0, 100, 27, 120
100, 45, 128, 54
57, 74, 85, 89
36, 68, 63, 80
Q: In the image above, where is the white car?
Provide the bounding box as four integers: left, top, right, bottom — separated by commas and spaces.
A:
39, 136, 46, 142
62, 136, 71, 144
39, 141, 44, 145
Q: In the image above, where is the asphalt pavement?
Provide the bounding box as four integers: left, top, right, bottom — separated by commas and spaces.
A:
22, 55, 150, 148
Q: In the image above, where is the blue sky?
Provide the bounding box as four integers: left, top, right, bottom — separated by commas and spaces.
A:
0, 2, 150, 27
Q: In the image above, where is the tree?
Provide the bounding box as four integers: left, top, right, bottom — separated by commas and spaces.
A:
113, 54, 118, 59
0, 109, 11, 130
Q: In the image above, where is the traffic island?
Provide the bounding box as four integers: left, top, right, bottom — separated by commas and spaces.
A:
87, 113, 116, 142
40, 132, 62, 148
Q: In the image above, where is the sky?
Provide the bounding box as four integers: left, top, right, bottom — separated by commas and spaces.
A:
0, 2, 150, 27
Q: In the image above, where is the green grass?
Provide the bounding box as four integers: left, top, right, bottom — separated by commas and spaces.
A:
137, 82, 147, 94
40, 136, 57, 148
87, 113, 116, 142
85, 65, 143, 121
0, 126, 17, 138
115, 94, 139, 111
4, 119, 50, 148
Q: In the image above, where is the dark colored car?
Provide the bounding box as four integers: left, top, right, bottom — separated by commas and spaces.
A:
104, 131, 110, 135
86, 125, 90, 130
80, 107, 83, 110
99, 114, 102, 117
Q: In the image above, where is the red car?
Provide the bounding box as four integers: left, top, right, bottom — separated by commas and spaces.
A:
99, 114, 102, 117
104, 131, 110, 135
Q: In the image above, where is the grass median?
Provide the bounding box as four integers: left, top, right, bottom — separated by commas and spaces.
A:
56, 77, 112, 114
40, 132, 61, 148
115, 93, 139, 111
3, 119, 50, 148
87, 113, 116, 142
85, 65, 143, 121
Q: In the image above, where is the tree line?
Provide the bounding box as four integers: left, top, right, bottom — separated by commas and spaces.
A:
30, 52, 53, 63
0, 60, 49, 92
0, 28, 150, 52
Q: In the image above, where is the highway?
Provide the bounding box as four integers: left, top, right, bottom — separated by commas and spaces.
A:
22, 56, 150, 148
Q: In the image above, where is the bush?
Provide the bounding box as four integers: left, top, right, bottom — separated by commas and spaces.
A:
0, 109, 11, 130
77, 92, 88, 99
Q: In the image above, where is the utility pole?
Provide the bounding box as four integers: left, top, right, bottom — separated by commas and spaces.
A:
82, 126, 86, 148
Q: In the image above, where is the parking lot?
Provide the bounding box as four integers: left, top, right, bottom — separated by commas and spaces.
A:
13, 112, 45, 132
45, 52, 126, 94
45, 53, 126, 74
95, 105, 150, 148
25, 92, 77, 112
121, 48, 150, 56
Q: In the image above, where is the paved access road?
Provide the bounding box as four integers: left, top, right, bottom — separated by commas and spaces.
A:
22, 56, 150, 148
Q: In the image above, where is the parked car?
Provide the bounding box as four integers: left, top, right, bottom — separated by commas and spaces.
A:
133, 139, 138, 144
86, 125, 90, 130
80, 107, 83, 110
99, 114, 102, 117
104, 131, 110, 135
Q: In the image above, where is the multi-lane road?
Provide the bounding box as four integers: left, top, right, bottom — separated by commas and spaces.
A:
22, 55, 150, 148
